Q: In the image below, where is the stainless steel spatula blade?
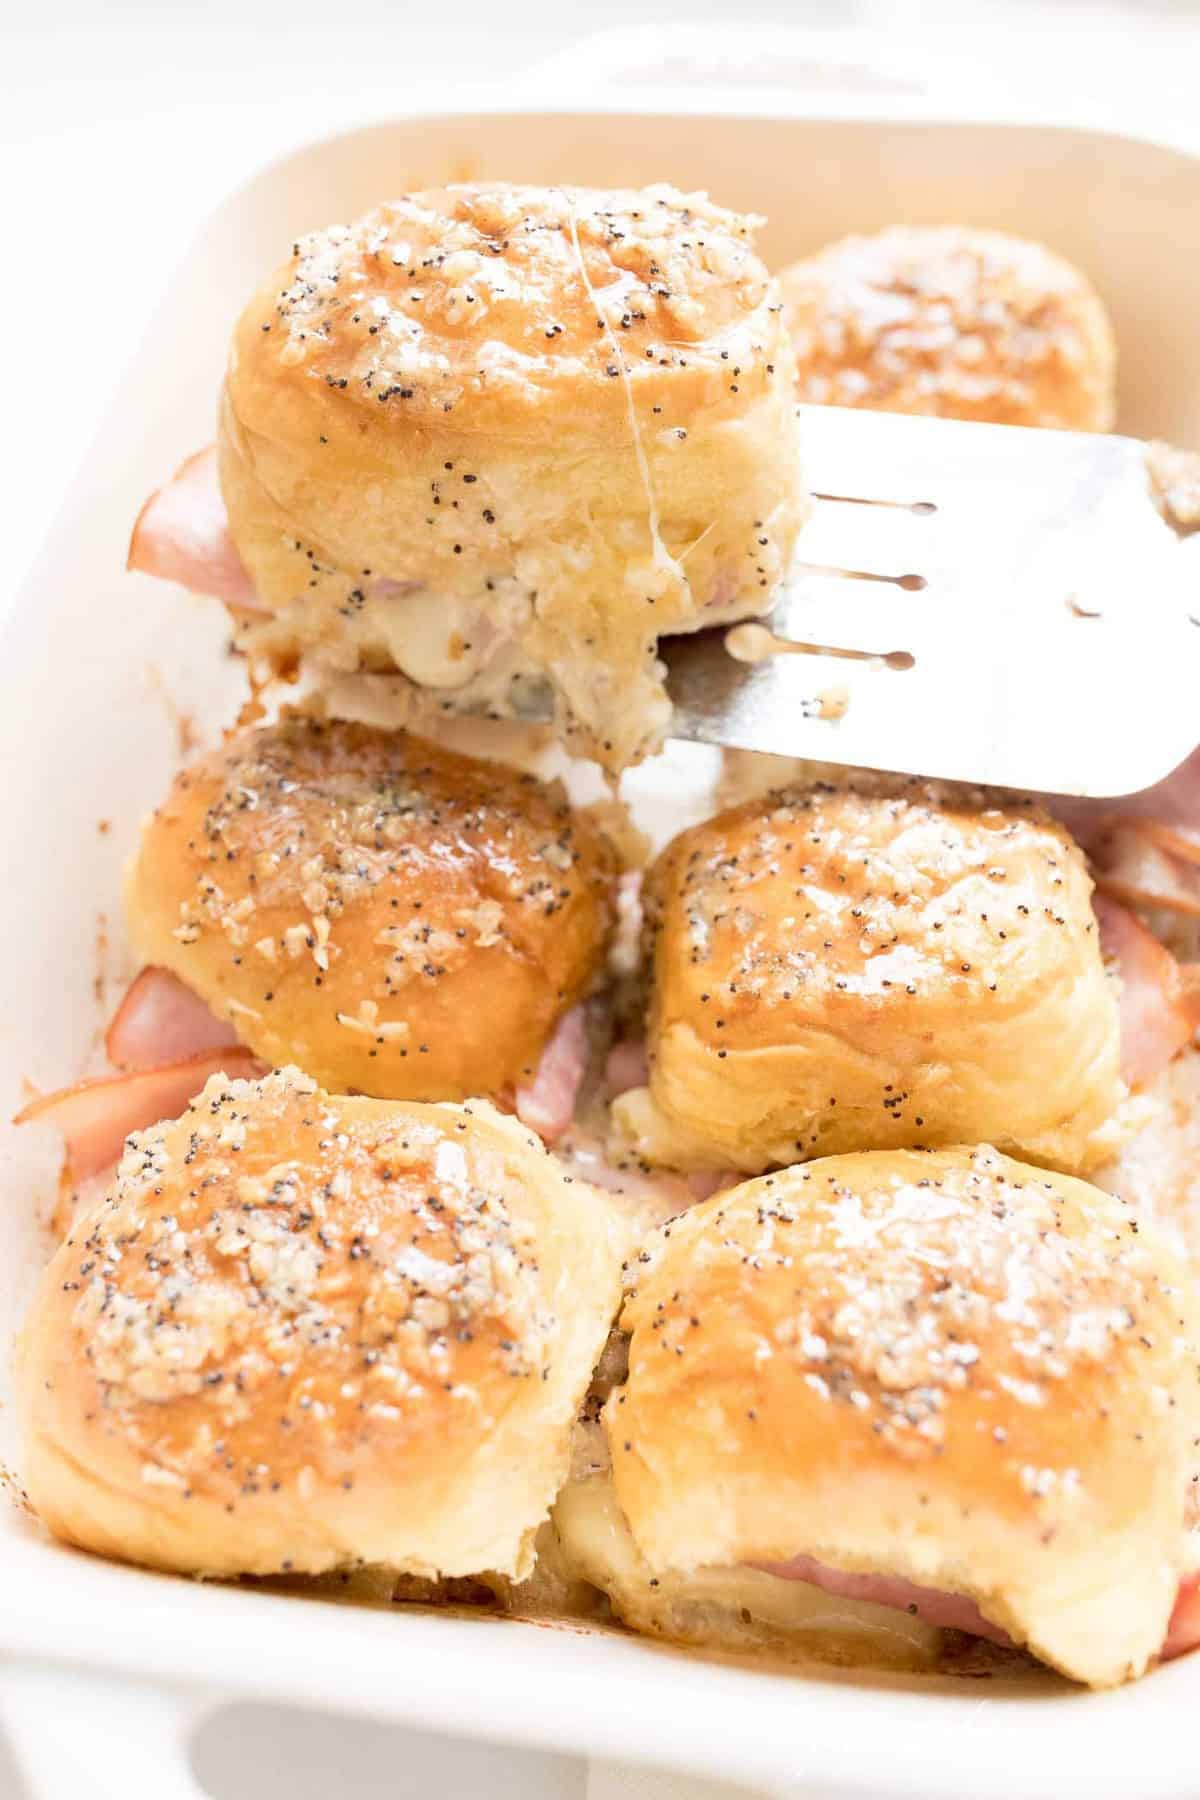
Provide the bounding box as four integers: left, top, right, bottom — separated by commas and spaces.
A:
663, 406, 1199, 798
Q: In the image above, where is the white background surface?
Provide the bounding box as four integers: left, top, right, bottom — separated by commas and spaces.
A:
3, 1, 1199, 1793
5, 0, 1200, 601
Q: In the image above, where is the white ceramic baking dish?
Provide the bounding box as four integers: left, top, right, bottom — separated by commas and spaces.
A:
5, 70, 1200, 1799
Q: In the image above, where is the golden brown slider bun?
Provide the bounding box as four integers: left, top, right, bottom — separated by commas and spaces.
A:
611, 779, 1125, 1176
218, 182, 807, 770
18, 1067, 623, 1580
1097, 1047, 1200, 1261
780, 225, 1116, 430
583, 1147, 1198, 1687
557, 1327, 944, 1672
125, 716, 616, 1100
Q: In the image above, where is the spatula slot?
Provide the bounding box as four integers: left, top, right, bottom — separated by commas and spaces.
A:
793, 562, 928, 592
811, 492, 939, 517
725, 622, 915, 673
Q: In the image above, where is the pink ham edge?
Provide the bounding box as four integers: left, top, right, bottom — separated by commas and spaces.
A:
105, 966, 240, 1070
1091, 821, 1200, 919
515, 1005, 591, 1143
684, 1168, 740, 1201
605, 1038, 650, 1099
127, 445, 263, 612
1162, 1573, 1200, 1661
15, 1049, 266, 1182
758, 1556, 1200, 1663
1094, 893, 1200, 1086
753, 1554, 1015, 1645
1050, 748, 1200, 918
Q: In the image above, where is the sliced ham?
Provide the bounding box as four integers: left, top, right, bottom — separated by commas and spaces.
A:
15, 1049, 265, 1181
757, 1553, 1200, 1663
515, 1006, 590, 1143
754, 1554, 1013, 1646
684, 1168, 741, 1202
1089, 821, 1200, 920
604, 1038, 649, 1099
1095, 894, 1200, 1087
105, 967, 240, 1070
1133, 816, 1200, 871
128, 446, 262, 612
1044, 747, 1200, 929
1162, 1572, 1200, 1661
1049, 748, 1200, 925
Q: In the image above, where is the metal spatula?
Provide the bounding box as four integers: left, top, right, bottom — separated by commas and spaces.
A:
662, 406, 1200, 798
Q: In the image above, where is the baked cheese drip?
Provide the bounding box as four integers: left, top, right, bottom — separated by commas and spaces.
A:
219, 183, 807, 770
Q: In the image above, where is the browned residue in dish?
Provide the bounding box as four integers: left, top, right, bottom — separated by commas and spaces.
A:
144, 661, 202, 759
93, 910, 109, 1007
0, 1463, 34, 1517
233, 656, 297, 732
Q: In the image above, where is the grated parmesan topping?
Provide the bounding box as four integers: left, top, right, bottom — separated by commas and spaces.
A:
619, 1147, 1194, 1461
270, 183, 771, 413
650, 777, 1099, 1022
782, 225, 1114, 429
62, 1068, 551, 1500
154, 715, 614, 1077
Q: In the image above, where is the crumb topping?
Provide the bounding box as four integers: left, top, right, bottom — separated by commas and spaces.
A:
225, 183, 805, 774
650, 778, 1097, 1038
266, 184, 772, 415
783, 226, 1112, 427
155, 715, 612, 1062
59, 1070, 551, 1500
619, 1148, 1194, 1463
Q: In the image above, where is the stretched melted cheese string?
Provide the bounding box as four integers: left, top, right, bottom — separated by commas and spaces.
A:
564, 194, 686, 595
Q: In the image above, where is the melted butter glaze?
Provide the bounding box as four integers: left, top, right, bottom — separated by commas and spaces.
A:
613, 1146, 1196, 1529
130, 716, 615, 1098
650, 779, 1099, 1047
269, 184, 772, 418
781, 225, 1115, 430
58, 1070, 546, 1503
615, 777, 1124, 1171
